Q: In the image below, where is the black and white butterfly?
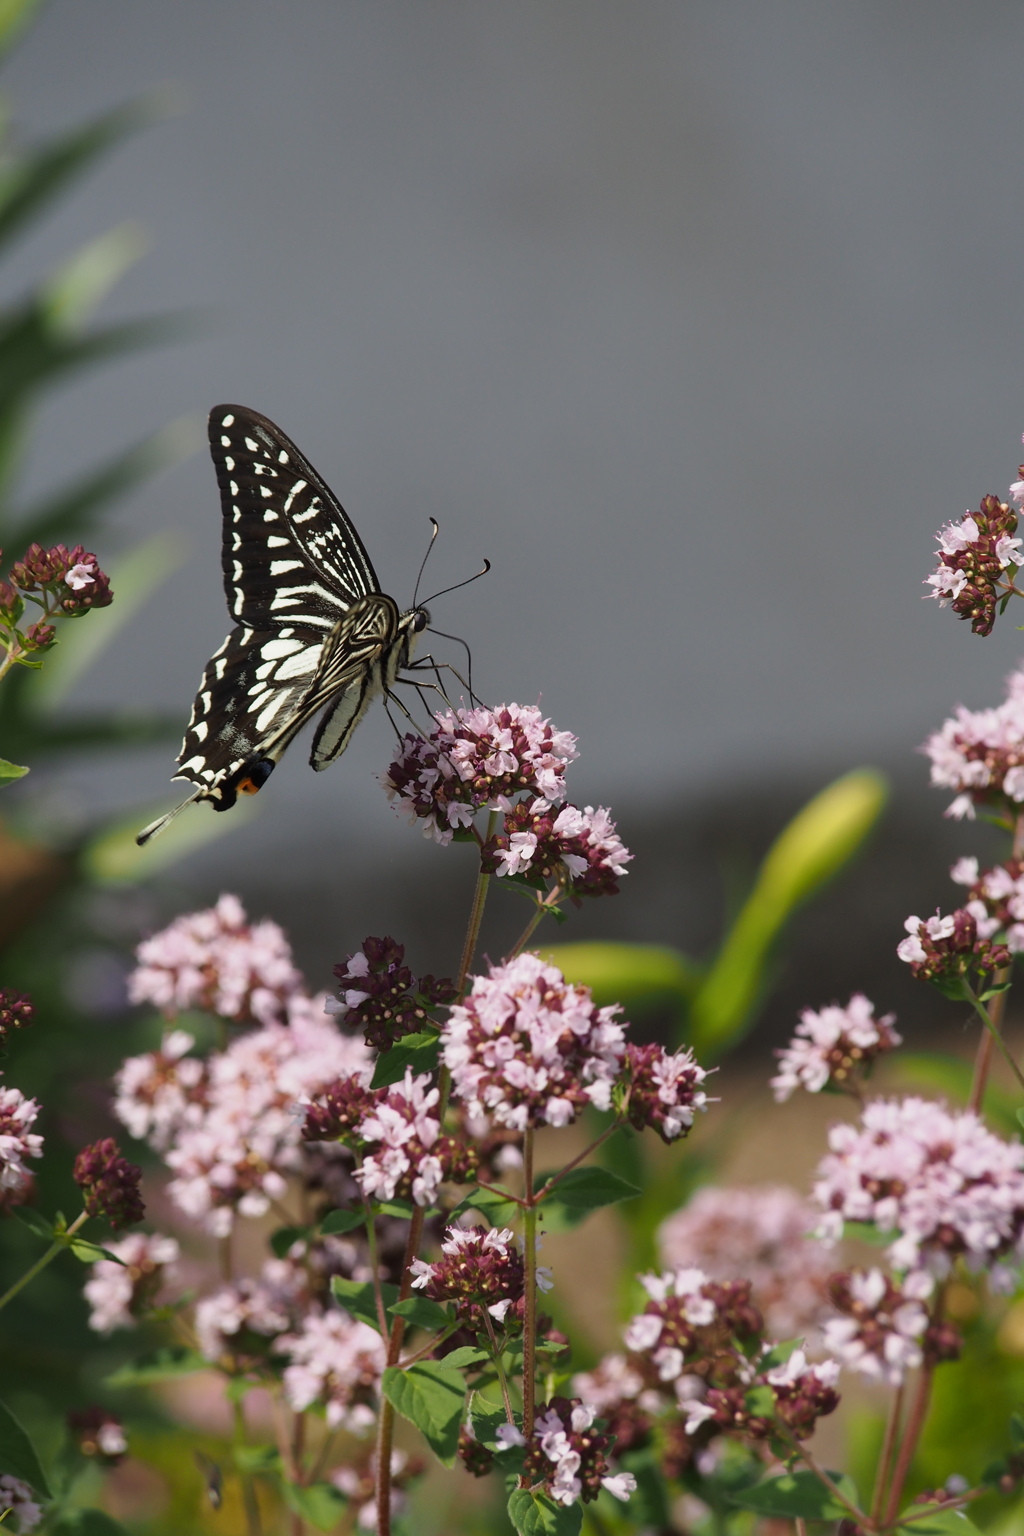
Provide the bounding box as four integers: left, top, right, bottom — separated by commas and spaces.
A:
137, 405, 433, 846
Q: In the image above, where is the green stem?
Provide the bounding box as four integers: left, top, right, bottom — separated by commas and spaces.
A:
363, 1196, 388, 1337
0, 1209, 89, 1311
533, 1125, 618, 1203
233, 1397, 263, 1536
376, 1205, 426, 1536
870, 1381, 904, 1526
970, 809, 1024, 1112
967, 992, 1024, 1098
772, 1422, 869, 1529
508, 882, 567, 961
482, 1311, 516, 1424
455, 813, 497, 997
521, 1128, 537, 1442
0, 643, 21, 684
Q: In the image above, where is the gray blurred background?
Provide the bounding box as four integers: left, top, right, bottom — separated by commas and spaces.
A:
7, 1, 1024, 1035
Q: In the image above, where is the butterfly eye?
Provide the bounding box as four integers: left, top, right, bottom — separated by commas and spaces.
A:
413, 608, 429, 633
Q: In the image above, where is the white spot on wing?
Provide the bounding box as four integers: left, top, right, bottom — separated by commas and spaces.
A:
283, 479, 307, 511
245, 437, 258, 450
270, 559, 304, 575
193, 720, 209, 741
267, 535, 289, 548
256, 696, 287, 732
260, 637, 306, 660
221, 435, 231, 446
222, 413, 235, 426
278, 450, 289, 463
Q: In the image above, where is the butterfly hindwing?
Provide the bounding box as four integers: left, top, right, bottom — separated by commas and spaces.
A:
209, 405, 380, 628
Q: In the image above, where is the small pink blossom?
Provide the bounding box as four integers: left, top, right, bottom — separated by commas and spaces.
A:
658, 1184, 832, 1338
128, 894, 303, 1025
83, 1231, 179, 1333
195, 1267, 298, 1361
281, 1308, 385, 1429
64, 559, 97, 591
442, 954, 626, 1131
355, 1069, 444, 1207
0, 1475, 41, 1533
813, 1096, 1024, 1276
822, 1268, 936, 1386
0, 1082, 43, 1208
923, 663, 1024, 819
384, 704, 578, 842
771, 994, 901, 1101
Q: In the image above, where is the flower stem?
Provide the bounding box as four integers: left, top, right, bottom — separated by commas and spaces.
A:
508, 883, 565, 961
521, 1127, 537, 1441
377, 1205, 426, 1536
970, 809, 1024, 1112
0, 1209, 89, 1311
870, 1381, 904, 1526
482, 1311, 516, 1424
233, 1397, 263, 1536
883, 1361, 936, 1524
456, 837, 495, 997
533, 1125, 618, 1202
772, 1423, 869, 1529
363, 1197, 388, 1337
967, 992, 1024, 1099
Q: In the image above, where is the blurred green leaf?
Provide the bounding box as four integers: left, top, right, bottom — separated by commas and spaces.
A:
12, 416, 198, 550
449, 1185, 520, 1228
727, 1468, 859, 1520
538, 940, 699, 1013
0, 1396, 50, 1496
51, 1515, 130, 1536
280, 1482, 348, 1532
895, 1511, 980, 1534
81, 793, 260, 886
442, 1345, 488, 1368
0, 757, 27, 784
389, 1294, 450, 1331
535, 1166, 640, 1229
330, 1275, 397, 1329
0, 0, 40, 59
320, 1208, 367, 1236
43, 223, 147, 332
894, 1053, 1022, 1139
689, 768, 888, 1056
29, 529, 189, 711
0, 100, 157, 251
105, 1346, 206, 1386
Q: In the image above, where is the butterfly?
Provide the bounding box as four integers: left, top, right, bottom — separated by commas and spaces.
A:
137, 405, 430, 845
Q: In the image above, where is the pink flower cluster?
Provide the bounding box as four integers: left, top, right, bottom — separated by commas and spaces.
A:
618, 1042, 710, 1143
385, 703, 578, 842
118, 900, 370, 1234
482, 798, 632, 898
923, 663, 1024, 819
771, 994, 901, 1101
897, 908, 1009, 987
442, 953, 626, 1131
497, 1397, 636, 1507
822, 1268, 941, 1387
128, 893, 303, 1025
0, 1475, 41, 1533
925, 494, 1022, 635
410, 1223, 549, 1328
195, 1267, 295, 1363
328, 935, 455, 1052
0, 1081, 42, 1210
813, 1096, 1024, 1278
83, 1232, 180, 1334
952, 855, 1024, 951
657, 1184, 832, 1338
354, 1069, 446, 1207
281, 1309, 385, 1430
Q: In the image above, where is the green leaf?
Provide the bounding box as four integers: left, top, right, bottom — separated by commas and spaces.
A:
0, 0, 39, 60
375, 1198, 418, 1219
370, 1031, 441, 1089
269, 1225, 311, 1259
0, 100, 158, 251
1011, 1410, 1024, 1449
105, 1346, 206, 1386
537, 941, 700, 1013
689, 769, 887, 1056
320, 1207, 367, 1236
50, 1513, 131, 1536
0, 757, 27, 784
727, 1469, 860, 1521
381, 1361, 466, 1465
280, 1481, 348, 1532
535, 1166, 641, 1227
0, 1397, 50, 1497
330, 1275, 397, 1330
895, 1510, 980, 1534
442, 1345, 489, 1369
841, 1219, 896, 1248
10, 1206, 53, 1240
68, 1238, 126, 1264
1017, 1109, 1024, 1133
82, 790, 261, 885
449, 1186, 520, 1227
757, 1338, 802, 1371
389, 1295, 451, 1331
233, 1445, 281, 1475
507, 1488, 582, 1536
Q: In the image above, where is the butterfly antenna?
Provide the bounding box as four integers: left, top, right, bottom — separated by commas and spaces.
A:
412, 518, 440, 609
421, 557, 491, 608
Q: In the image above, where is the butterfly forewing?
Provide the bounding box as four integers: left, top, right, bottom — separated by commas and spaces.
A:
209, 406, 379, 627
136, 405, 429, 847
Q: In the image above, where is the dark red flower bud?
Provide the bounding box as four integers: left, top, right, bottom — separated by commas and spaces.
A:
73, 1138, 144, 1229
